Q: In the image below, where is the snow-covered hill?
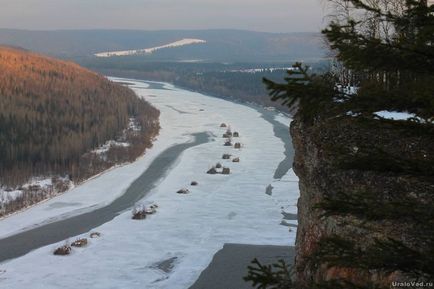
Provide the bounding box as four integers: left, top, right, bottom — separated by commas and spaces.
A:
95, 38, 206, 57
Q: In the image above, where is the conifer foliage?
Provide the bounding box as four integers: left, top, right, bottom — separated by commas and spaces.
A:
324, 0, 434, 118
0, 46, 160, 186
264, 63, 339, 119
265, 0, 434, 120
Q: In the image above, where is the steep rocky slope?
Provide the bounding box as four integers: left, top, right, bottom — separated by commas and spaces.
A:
291, 110, 434, 288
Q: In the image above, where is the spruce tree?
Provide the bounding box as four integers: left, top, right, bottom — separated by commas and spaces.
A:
266, 0, 434, 121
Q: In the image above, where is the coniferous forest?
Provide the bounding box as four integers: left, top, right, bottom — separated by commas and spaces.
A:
0, 46, 160, 187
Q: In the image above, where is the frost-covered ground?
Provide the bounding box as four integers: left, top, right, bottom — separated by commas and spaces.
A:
91, 118, 141, 155
0, 177, 73, 217
0, 189, 22, 206
0, 79, 299, 289
373, 110, 432, 123
0, 178, 56, 207
346, 110, 432, 123
95, 39, 206, 57
0, 178, 46, 205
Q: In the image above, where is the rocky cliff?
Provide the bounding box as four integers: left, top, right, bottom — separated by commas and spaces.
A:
290, 110, 434, 288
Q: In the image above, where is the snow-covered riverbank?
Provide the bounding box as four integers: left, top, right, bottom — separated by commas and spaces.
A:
0, 79, 299, 289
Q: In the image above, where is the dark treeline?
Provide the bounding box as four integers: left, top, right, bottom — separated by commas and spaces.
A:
81, 58, 331, 113
0, 46, 160, 186
175, 70, 288, 109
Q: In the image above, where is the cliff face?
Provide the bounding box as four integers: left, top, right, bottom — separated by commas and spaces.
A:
290, 112, 434, 288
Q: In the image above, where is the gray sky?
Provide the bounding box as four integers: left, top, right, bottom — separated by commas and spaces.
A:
0, 0, 326, 32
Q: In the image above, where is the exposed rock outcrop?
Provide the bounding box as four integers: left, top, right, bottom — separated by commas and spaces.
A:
291, 112, 434, 288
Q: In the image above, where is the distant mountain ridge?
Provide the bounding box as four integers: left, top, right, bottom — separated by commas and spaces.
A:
0, 29, 325, 62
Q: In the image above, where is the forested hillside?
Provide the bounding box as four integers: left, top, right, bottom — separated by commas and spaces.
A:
0, 46, 160, 188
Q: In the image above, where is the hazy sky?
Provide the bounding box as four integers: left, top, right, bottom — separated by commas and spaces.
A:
0, 0, 326, 32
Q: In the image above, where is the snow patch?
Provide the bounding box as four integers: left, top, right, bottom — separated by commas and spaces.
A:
229, 67, 295, 73
346, 111, 362, 117
0, 177, 71, 208
345, 110, 432, 124
91, 118, 141, 155
373, 110, 423, 122
127, 117, 142, 132
95, 39, 207, 57
92, 140, 130, 155
274, 113, 291, 126
0, 177, 52, 205
336, 84, 358, 95
0, 190, 23, 205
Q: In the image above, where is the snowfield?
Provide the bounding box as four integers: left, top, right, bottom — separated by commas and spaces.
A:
0, 79, 299, 289
95, 39, 207, 57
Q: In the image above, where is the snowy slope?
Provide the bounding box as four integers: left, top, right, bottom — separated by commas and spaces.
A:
95, 39, 207, 57
0, 79, 298, 289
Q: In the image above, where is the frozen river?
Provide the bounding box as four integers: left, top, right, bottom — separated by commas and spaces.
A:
0, 79, 299, 289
